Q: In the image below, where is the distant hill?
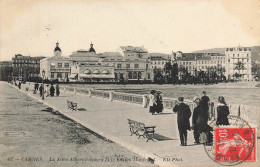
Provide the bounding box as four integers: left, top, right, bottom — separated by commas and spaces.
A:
192, 46, 260, 61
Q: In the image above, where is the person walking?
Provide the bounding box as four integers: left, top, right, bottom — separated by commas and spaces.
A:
56, 85, 60, 96
50, 84, 55, 97
192, 96, 201, 144
155, 91, 163, 114
45, 84, 50, 97
18, 81, 21, 89
216, 96, 230, 125
148, 90, 156, 115
39, 84, 43, 97
173, 97, 191, 146
36, 82, 39, 90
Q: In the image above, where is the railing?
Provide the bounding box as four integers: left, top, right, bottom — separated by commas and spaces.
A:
58, 85, 259, 126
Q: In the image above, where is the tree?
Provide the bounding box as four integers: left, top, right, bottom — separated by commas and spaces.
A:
153, 68, 164, 84
234, 61, 245, 79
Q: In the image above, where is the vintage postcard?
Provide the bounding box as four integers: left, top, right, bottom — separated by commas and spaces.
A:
0, 0, 259, 167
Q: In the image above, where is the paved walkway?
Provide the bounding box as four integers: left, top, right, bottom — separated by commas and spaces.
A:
7, 82, 260, 167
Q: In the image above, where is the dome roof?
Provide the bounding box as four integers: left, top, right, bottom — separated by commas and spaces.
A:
102, 70, 110, 74
92, 69, 100, 74
54, 47, 61, 52
89, 47, 96, 53
89, 42, 96, 53
54, 41, 61, 52
83, 69, 91, 74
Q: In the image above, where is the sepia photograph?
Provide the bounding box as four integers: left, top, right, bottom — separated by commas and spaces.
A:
0, 0, 260, 166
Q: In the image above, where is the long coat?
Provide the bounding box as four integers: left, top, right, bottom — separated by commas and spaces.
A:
196, 104, 209, 133
216, 105, 230, 125
173, 103, 191, 130
50, 85, 55, 97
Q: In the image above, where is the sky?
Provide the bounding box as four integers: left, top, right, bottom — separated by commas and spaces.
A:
0, 0, 260, 61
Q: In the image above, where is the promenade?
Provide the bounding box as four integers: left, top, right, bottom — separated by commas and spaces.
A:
7, 82, 260, 167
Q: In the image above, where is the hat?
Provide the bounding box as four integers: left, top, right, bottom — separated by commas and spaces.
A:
150, 90, 156, 94
193, 96, 200, 102
178, 97, 184, 102
202, 91, 206, 94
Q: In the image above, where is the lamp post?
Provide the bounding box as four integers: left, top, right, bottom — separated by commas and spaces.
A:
42, 69, 45, 100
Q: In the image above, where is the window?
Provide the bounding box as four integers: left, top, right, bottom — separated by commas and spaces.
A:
148, 73, 151, 79
135, 64, 139, 68
189, 62, 191, 65
151, 62, 153, 64
162, 62, 164, 64
117, 64, 121, 68
186, 62, 188, 65
228, 59, 230, 62
64, 63, 69, 68
57, 72, 62, 78
158, 62, 160, 65
58, 63, 62, 68
50, 63, 55, 68
146, 64, 149, 68
133, 72, 137, 79
51, 72, 54, 78
202, 61, 203, 64
238, 54, 239, 57
126, 64, 130, 68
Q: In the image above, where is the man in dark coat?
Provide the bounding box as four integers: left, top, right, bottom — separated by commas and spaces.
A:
39, 84, 43, 97
173, 97, 191, 146
200, 91, 210, 116
50, 84, 55, 97
192, 96, 201, 144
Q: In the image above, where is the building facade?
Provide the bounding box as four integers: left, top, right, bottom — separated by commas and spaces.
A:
149, 53, 170, 69
0, 61, 13, 81
175, 52, 225, 76
100, 51, 154, 82
12, 54, 45, 80
40, 42, 70, 81
225, 46, 252, 81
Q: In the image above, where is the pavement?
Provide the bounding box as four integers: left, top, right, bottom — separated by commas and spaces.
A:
5, 82, 260, 167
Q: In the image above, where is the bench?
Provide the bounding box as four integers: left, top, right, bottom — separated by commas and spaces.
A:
67, 100, 77, 111
127, 119, 156, 142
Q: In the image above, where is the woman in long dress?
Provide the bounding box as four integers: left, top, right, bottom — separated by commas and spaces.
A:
148, 90, 156, 115
216, 96, 230, 125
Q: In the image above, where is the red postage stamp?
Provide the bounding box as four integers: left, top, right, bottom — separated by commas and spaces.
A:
215, 127, 256, 162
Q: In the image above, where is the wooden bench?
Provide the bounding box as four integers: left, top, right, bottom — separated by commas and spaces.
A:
127, 119, 156, 142
67, 100, 77, 111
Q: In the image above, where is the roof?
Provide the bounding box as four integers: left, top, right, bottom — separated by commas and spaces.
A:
13, 55, 46, 60
120, 46, 148, 53
150, 53, 170, 59
99, 52, 123, 58
54, 46, 61, 52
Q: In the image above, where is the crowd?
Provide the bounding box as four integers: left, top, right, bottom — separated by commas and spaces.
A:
149, 90, 230, 146
34, 83, 60, 97
173, 91, 230, 146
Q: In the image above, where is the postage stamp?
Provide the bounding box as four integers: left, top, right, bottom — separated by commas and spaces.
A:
204, 115, 257, 166
215, 127, 256, 162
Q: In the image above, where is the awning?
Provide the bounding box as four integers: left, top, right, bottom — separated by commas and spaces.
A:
79, 74, 115, 79
69, 74, 78, 78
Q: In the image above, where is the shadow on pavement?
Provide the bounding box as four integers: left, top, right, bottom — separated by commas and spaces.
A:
153, 133, 176, 141
77, 108, 87, 111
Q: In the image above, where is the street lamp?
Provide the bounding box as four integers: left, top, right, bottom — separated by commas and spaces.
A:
42, 69, 45, 100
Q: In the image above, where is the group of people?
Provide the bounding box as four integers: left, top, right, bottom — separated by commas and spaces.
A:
148, 90, 163, 115
173, 91, 230, 146
34, 83, 60, 97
